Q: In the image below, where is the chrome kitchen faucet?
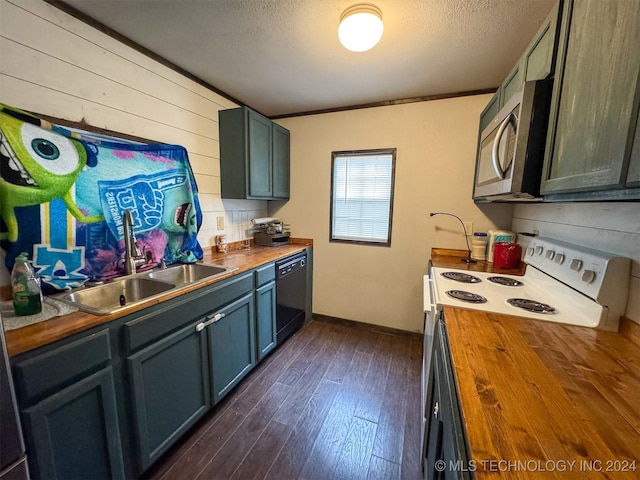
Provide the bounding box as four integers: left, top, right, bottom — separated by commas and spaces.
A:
121, 209, 152, 275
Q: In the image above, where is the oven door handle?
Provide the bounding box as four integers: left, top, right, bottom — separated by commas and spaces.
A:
424, 276, 436, 312
491, 112, 516, 179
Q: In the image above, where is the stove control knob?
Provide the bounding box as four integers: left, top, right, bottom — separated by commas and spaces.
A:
535, 246, 544, 255
570, 259, 583, 271
582, 270, 596, 284
527, 247, 535, 256
546, 250, 555, 260
554, 254, 565, 265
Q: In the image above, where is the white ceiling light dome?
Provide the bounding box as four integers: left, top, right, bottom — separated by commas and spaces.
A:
338, 4, 384, 52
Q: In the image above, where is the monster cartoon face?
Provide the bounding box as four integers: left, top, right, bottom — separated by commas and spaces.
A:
0, 111, 103, 242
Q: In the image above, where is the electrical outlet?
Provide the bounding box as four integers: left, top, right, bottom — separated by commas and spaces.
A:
216, 216, 225, 230
463, 221, 473, 236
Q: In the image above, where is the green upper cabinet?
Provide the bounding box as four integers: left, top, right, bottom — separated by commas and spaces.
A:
500, 62, 524, 107
247, 109, 273, 197
523, 1, 562, 82
219, 106, 291, 200
477, 2, 561, 134
272, 122, 291, 199
541, 0, 640, 199
628, 120, 640, 188
478, 91, 500, 133
541, 0, 640, 197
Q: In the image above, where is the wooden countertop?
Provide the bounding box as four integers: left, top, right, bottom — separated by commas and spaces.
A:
4, 239, 312, 358
431, 248, 640, 478
431, 248, 526, 275
444, 308, 640, 479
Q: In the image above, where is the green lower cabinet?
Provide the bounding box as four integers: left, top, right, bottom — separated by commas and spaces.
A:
208, 292, 256, 403
128, 321, 210, 471
256, 280, 277, 360
22, 367, 125, 480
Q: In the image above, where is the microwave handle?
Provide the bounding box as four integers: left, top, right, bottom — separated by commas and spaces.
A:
492, 112, 516, 179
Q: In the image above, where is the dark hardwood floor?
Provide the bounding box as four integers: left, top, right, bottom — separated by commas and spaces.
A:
142, 316, 423, 480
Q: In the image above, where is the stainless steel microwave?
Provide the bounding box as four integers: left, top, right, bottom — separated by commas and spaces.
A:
473, 79, 552, 202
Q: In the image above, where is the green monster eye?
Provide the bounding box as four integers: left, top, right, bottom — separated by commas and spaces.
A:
31, 138, 60, 160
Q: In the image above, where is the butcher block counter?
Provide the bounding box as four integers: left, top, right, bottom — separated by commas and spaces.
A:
4, 239, 312, 357
432, 249, 640, 478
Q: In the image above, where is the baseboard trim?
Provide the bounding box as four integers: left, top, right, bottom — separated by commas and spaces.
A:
312, 313, 421, 339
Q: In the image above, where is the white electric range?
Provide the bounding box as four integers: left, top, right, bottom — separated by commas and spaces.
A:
426, 236, 631, 331
420, 237, 631, 472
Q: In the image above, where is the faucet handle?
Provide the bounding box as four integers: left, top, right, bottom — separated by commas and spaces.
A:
159, 258, 167, 269
132, 240, 142, 258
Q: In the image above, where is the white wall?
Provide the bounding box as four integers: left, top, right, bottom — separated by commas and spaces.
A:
0, 0, 267, 286
272, 97, 514, 332
512, 203, 640, 323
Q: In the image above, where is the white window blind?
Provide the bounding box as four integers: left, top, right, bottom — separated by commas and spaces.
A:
331, 149, 395, 245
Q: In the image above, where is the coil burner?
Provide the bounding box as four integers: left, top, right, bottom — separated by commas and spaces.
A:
507, 298, 556, 314
441, 272, 481, 283
487, 276, 524, 287
445, 290, 487, 304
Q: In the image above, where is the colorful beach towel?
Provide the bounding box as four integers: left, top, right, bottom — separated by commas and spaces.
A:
0, 104, 203, 293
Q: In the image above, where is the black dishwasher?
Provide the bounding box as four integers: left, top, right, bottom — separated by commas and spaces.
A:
275, 251, 307, 343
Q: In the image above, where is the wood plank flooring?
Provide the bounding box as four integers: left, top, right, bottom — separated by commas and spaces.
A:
142, 316, 423, 480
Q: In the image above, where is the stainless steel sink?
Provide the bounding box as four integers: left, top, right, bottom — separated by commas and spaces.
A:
143, 263, 232, 285
56, 263, 237, 315
58, 277, 176, 315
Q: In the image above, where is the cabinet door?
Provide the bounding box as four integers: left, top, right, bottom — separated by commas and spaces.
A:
208, 292, 256, 403
627, 119, 640, 187
23, 368, 125, 480
424, 349, 444, 480
272, 122, 290, 199
500, 62, 523, 106
523, 0, 561, 81
128, 321, 209, 470
478, 91, 500, 134
541, 0, 640, 194
248, 109, 273, 198
256, 280, 277, 360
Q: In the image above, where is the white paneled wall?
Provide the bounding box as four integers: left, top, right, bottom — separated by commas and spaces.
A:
0, 0, 266, 286
512, 203, 640, 323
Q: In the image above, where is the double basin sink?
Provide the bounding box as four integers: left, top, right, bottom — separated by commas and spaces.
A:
57, 263, 238, 315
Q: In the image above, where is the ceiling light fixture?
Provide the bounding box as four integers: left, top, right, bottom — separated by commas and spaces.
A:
338, 4, 384, 52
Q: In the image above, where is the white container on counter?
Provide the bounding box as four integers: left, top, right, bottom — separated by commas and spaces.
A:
487, 230, 516, 262
471, 232, 488, 260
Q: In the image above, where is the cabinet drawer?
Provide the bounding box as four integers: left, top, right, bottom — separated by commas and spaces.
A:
125, 273, 253, 353
255, 262, 275, 287
13, 329, 111, 406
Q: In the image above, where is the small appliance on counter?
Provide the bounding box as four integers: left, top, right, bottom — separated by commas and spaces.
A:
251, 217, 290, 247
493, 242, 522, 268
487, 229, 516, 262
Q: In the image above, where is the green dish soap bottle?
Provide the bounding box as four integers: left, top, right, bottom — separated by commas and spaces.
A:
11, 252, 43, 316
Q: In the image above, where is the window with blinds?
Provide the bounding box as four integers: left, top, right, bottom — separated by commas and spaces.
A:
330, 148, 396, 246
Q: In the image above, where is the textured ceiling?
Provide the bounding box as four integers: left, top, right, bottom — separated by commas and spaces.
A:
61, 0, 556, 117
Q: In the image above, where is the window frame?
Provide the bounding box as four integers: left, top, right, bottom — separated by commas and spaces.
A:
329, 148, 397, 247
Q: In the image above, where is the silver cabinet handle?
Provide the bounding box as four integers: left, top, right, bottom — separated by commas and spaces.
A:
195, 312, 226, 332
491, 112, 517, 179
433, 401, 439, 418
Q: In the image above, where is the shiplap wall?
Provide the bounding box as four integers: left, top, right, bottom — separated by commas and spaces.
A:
0, 0, 267, 286
512, 203, 640, 323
